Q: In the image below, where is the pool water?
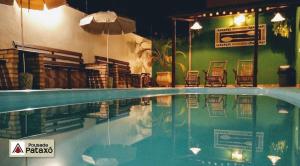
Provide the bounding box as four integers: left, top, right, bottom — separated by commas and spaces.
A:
0, 94, 299, 166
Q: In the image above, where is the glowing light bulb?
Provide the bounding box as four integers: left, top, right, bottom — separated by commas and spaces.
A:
234, 14, 246, 26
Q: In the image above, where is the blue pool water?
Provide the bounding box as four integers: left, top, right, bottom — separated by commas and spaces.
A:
0, 92, 299, 166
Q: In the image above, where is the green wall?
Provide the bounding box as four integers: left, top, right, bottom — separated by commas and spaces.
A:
153, 11, 296, 85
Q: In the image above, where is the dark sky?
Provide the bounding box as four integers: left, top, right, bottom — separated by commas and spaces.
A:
68, 0, 297, 38
68, 0, 207, 38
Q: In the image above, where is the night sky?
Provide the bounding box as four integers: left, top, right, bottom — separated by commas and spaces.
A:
68, 0, 296, 38
68, 0, 206, 38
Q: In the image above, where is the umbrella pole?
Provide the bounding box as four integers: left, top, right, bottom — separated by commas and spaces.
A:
106, 23, 110, 88
20, 0, 26, 73
107, 108, 111, 145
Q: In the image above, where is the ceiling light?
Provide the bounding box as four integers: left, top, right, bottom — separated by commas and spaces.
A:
271, 12, 286, 22
190, 21, 203, 30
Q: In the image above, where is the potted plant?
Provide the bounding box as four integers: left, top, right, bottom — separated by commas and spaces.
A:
151, 39, 187, 86
19, 52, 33, 89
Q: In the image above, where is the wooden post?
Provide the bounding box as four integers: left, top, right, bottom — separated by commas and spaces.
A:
253, 9, 259, 87
188, 22, 192, 71
172, 20, 177, 87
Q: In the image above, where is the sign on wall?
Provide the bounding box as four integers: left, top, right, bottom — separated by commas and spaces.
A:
215, 24, 266, 48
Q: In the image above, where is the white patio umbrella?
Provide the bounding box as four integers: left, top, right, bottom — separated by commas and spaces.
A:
79, 11, 136, 87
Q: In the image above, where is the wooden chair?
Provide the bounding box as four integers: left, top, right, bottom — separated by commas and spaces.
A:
203, 61, 227, 87
233, 60, 254, 87
185, 70, 200, 87
0, 60, 11, 90
141, 73, 151, 88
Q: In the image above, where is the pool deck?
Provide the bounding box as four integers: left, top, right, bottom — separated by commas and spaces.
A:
0, 87, 300, 112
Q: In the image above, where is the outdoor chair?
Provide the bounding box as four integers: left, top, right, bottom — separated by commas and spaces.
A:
141, 73, 152, 88
185, 70, 200, 87
203, 61, 227, 87
233, 60, 254, 87
0, 60, 11, 90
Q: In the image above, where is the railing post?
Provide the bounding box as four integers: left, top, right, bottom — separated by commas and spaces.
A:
253, 8, 259, 87
172, 19, 177, 87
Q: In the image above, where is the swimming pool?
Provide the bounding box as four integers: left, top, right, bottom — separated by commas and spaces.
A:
0, 88, 299, 166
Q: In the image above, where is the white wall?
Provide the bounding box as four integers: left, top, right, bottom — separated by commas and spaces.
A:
0, 3, 152, 74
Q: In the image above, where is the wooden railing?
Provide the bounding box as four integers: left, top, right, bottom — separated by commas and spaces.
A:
85, 56, 131, 88
13, 41, 86, 89
13, 41, 82, 57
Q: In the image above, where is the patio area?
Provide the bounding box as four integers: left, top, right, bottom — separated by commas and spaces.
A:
0, 1, 300, 90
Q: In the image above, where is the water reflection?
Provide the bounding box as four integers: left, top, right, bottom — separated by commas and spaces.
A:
0, 98, 142, 139
204, 94, 227, 117
0, 94, 299, 166
234, 95, 254, 119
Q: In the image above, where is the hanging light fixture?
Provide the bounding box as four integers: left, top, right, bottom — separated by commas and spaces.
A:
190, 21, 202, 30
271, 12, 285, 22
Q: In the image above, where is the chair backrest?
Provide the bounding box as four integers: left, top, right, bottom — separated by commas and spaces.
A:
186, 70, 199, 80
208, 61, 227, 76
238, 60, 253, 76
